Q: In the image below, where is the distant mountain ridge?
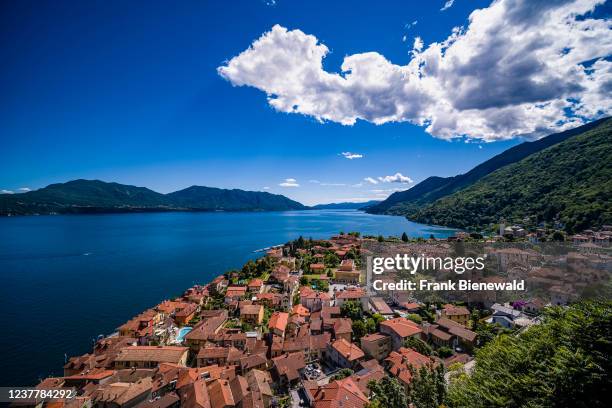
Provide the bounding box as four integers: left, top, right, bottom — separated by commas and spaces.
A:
309, 200, 381, 210
411, 118, 611, 232
0, 179, 306, 215
367, 118, 611, 216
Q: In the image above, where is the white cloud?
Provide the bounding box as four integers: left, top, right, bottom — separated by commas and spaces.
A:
413, 37, 424, 52
1, 189, 14, 194
309, 179, 320, 184
378, 172, 413, 184
441, 0, 455, 12
364, 177, 379, 185
279, 178, 299, 187
263, 186, 271, 190
340, 152, 364, 159
218, 1, 611, 141
18, 187, 31, 192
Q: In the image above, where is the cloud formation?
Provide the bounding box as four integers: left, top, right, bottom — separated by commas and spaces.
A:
18, 187, 31, 192
340, 152, 364, 159
0, 189, 14, 194
378, 172, 413, 183
441, 0, 455, 12
279, 178, 300, 187
364, 177, 379, 185
218, 0, 611, 141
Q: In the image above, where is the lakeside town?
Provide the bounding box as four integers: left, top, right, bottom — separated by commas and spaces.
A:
24, 227, 611, 408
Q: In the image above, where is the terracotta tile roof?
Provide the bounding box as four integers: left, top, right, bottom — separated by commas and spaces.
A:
369, 297, 393, 314
114, 346, 188, 365
333, 318, 353, 334
229, 375, 249, 405
198, 364, 237, 382
330, 339, 365, 361
431, 328, 452, 341
351, 360, 385, 394
385, 347, 434, 386
138, 391, 180, 408
335, 287, 367, 299
239, 353, 268, 371
310, 263, 325, 270
184, 312, 227, 341
156, 300, 188, 314
269, 311, 289, 332
443, 304, 470, 316
240, 304, 263, 316
197, 346, 243, 363
312, 377, 369, 408
226, 286, 247, 297
272, 351, 305, 381
64, 369, 115, 381
89, 377, 153, 406
310, 333, 332, 351
436, 317, 477, 342
245, 369, 273, 398
291, 304, 310, 317
175, 303, 198, 318
300, 286, 331, 301
248, 278, 264, 287
360, 333, 389, 342
380, 317, 423, 338
207, 379, 235, 408
401, 302, 421, 311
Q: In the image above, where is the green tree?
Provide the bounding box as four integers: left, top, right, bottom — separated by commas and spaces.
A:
552, 231, 565, 242
331, 368, 354, 381
341, 300, 363, 320
408, 364, 446, 408
407, 313, 422, 324
446, 301, 612, 408
436, 346, 453, 358
377, 235, 384, 242
401, 232, 409, 242
352, 320, 368, 341
324, 252, 341, 268
367, 377, 408, 408
403, 336, 433, 356
317, 279, 329, 292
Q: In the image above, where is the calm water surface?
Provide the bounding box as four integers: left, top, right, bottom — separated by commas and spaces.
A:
0, 210, 455, 385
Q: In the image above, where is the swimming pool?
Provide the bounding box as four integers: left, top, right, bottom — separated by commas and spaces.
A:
176, 327, 192, 343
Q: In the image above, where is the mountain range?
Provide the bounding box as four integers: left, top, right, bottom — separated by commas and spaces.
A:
0, 180, 307, 215
310, 200, 381, 210
367, 118, 611, 233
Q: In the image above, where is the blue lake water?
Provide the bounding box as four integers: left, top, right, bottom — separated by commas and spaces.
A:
0, 210, 456, 385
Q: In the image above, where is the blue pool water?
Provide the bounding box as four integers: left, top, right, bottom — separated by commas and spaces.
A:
0, 209, 456, 385
176, 327, 193, 343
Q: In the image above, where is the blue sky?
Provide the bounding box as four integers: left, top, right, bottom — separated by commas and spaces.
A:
1, 0, 609, 205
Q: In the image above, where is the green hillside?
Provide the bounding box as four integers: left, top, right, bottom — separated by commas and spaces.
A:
410, 119, 612, 233
367, 118, 610, 215
166, 185, 306, 211
0, 179, 305, 215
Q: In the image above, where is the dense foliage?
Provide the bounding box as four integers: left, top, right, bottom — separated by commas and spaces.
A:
411, 119, 611, 233
367, 376, 408, 408
446, 301, 612, 408
367, 118, 609, 215
0, 179, 306, 215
